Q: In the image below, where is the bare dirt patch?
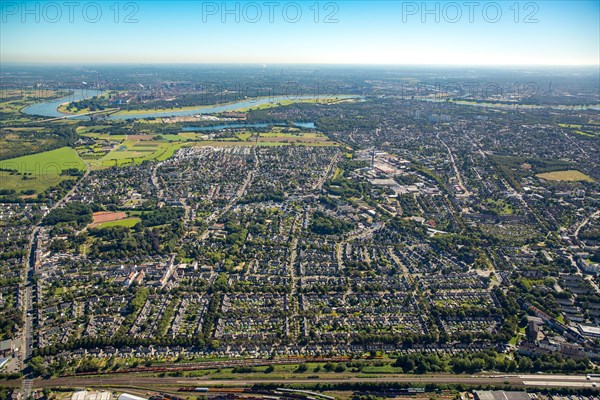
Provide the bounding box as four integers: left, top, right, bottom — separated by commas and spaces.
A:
92, 211, 127, 225
128, 134, 154, 141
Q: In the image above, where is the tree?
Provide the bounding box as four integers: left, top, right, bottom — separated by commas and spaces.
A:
334, 363, 346, 373
518, 357, 533, 371
295, 364, 308, 373
29, 356, 47, 376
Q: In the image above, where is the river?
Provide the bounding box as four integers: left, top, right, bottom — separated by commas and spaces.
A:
182, 122, 315, 131
26, 91, 595, 121
22, 91, 356, 120
22, 89, 103, 118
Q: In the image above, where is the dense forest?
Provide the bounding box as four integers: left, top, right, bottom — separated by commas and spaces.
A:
310, 210, 353, 235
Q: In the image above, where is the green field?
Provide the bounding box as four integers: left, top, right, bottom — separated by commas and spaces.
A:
0, 173, 68, 194
88, 139, 186, 168
250, 128, 336, 146
0, 147, 86, 193
484, 198, 515, 215
236, 132, 253, 141
76, 126, 132, 143
558, 123, 600, 137
235, 96, 357, 112
0, 147, 86, 173
76, 126, 337, 169
95, 217, 141, 228
536, 170, 595, 182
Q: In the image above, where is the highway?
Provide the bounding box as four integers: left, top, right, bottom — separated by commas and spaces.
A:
33, 108, 120, 123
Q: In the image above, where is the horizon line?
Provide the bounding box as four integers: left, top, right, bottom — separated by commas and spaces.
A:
1, 61, 599, 69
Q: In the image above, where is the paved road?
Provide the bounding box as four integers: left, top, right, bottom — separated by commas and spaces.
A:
19, 165, 92, 397
574, 210, 600, 239
34, 108, 120, 123
437, 134, 470, 197
200, 147, 259, 242
314, 153, 340, 191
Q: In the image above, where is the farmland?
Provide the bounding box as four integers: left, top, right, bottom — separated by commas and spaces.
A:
75, 125, 338, 169
233, 127, 337, 146
80, 136, 186, 169
557, 123, 600, 137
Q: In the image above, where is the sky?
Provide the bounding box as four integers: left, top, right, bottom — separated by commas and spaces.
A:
1, 0, 599, 65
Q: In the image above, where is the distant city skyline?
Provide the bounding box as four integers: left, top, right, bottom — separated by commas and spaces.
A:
1, 0, 599, 66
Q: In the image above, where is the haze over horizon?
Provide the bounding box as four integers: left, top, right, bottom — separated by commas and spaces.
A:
1, 0, 599, 66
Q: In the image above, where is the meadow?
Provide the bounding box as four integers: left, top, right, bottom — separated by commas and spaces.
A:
557, 123, 600, 137
0, 147, 86, 193
82, 127, 338, 168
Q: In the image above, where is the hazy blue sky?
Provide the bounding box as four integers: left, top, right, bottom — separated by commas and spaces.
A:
1, 0, 599, 65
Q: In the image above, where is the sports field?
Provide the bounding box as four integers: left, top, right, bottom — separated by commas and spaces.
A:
89, 211, 141, 229
536, 170, 595, 182
95, 218, 141, 228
